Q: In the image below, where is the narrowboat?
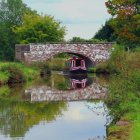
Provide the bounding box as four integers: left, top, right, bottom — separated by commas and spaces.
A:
65, 57, 87, 73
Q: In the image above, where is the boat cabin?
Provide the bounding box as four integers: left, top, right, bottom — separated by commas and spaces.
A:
65, 57, 87, 73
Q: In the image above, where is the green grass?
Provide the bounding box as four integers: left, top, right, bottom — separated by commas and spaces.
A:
0, 86, 10, 96
107, 103, 138, 140
0, 71, 9, 84
129, 106, 140, 139
131, 117, 140, 140
46, 58, 65, 71
0, 62, 40, 84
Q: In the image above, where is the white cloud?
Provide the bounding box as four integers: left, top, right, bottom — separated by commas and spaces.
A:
23, 0, 110, 40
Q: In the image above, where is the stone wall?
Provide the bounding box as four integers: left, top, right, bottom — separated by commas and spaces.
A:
15, 44, 30, 61
15, 43, 113, 64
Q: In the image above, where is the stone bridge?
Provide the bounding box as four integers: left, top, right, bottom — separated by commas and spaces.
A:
15, 43, 113, 66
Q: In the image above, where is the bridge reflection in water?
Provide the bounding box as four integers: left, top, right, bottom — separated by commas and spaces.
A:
24, 74, 108, 102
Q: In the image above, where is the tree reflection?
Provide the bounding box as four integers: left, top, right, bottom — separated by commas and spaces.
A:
0, 99, 67, 138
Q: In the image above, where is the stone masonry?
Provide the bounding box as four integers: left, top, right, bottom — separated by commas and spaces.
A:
15, 43, 113, 64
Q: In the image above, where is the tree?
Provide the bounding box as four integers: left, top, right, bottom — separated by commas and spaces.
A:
69, 36, 106, 43
13, 13, 66, 44
0, 0, 35, 60
69, 37, 86, 43
106, 0, 140, 48
93, 19, 116, 42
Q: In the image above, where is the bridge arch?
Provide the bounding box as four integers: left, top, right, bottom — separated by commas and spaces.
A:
47, 51, 95, 68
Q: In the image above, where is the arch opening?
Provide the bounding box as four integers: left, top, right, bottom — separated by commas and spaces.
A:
46, 52, 95, 72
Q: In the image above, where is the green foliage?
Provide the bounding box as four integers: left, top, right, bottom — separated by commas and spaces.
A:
69, 36, 107, 43
0, 0, 65, 61
56, 83, 69, 90
87, 38, 106, 43
0, 62, 40, 84
0, 71, 9, 84
106, 0, 140, 47
0, 86, 10, 96
40, 63, 51, 75
106, 75, 140, 119
107, 44, 140, 75
105, 45, 140, 139
46, 58, 65, 71
96, 63, 111, 74
13, 13, 66, 43
1, 65, 26, 83
87, 67, 96, 73
69, 37, 86, 43
106, 72, 140, 139
54, 53, 69, 58
0, 0, 35, 60
131, 112, 140, 140
93, 19, 116, 42
132, 46, 140, 52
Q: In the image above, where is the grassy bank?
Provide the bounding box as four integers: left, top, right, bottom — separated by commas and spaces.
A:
46, 58, 65, 71
103, 45, 140, 139
107, 75, 140, 139
0, 62, 40, 85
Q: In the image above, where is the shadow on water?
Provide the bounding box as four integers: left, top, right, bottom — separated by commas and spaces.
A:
0, 73, 111, 140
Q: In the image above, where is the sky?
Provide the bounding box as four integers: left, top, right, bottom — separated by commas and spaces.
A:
23, 0, 110, 40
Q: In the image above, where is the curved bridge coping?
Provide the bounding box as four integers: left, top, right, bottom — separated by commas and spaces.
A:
15, 43, 113, 64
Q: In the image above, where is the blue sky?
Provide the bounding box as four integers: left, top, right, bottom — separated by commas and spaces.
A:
23, 0, 110, 40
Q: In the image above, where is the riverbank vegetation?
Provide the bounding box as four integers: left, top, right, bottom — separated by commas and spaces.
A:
0, 62, 40, 85
101, 45, 140, 139
104, 0, 140, 139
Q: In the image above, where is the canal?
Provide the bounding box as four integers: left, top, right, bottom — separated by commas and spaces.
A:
0, 73, 111, 140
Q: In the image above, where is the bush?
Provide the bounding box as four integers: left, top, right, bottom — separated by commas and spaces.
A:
1, 65, 25, 83
0, 71, 9, 85
96, 63, 110, 73
105, 45, 140, 122
0, 62, 40, 84
47, 58, 65, 71
88, 63, 117, 74
0, 86, 10, 96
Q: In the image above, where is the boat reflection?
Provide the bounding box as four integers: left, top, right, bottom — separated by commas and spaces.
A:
71, 78, 87, 89
66, 74, 93, 89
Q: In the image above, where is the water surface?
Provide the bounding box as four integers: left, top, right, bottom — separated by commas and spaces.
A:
0, 73, 110, 140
